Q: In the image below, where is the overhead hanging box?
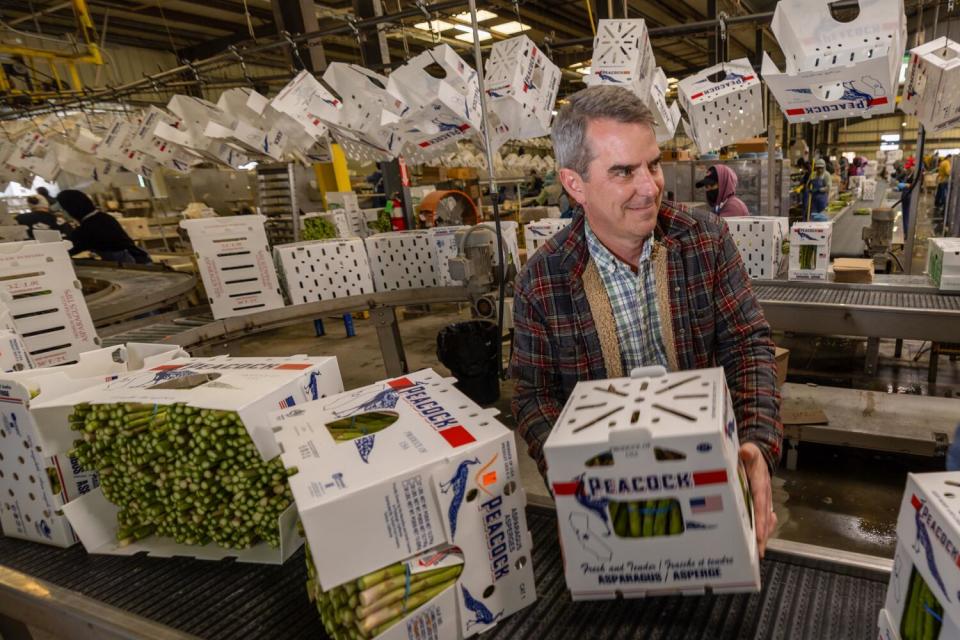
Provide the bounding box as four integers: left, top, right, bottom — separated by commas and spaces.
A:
386, 44, 483, 163
163, 95, 251, 169
901, 37, 960, 132
130, 107, 202, 172
270, 70, 343, 141
678, 58, 765, 154
483, 35, 561, 146
762, 0, 906, 123
585, 19, 681, 142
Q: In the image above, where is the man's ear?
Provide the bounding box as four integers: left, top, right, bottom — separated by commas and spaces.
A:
558, 167, 587, 206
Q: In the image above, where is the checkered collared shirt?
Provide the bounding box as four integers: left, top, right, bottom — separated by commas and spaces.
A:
584, 218, 668, 373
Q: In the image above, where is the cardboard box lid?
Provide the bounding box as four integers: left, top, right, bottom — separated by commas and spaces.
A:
833, 258, 875, 274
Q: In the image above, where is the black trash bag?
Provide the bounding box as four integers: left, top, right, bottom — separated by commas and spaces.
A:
436, 320, 500, 405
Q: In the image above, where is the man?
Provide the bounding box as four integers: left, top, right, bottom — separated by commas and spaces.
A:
511, 86, 781, 555
696, 165, 749, 217
56, 190, 152, 264
16, 196, 69, 239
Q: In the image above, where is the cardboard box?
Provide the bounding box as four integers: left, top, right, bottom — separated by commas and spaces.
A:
484, 35, 561, 144
180, 215, 286, 319
927, 237, 960, 291
789, 221, 833, 281
0, 344, 187, 547
543, 367, 760, 600
725, 216, 788, 279
428, 226, 470, 287
774, 347, 789, 388
883, 472, 960, 640
272, 368, 537, 637
523, 219, 571, 258
274, 238, 376, 304
902, 37, 960, 133
678, 59, 765, 153
30, 355, 343, 563
735, 138, 769, 154
365, 231, 440, 292
833, 258, 875, 283
877, 608, 897, 640
0, 241, 101, 367
662, 150, 692, 161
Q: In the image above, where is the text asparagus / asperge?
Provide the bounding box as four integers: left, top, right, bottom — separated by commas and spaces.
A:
69, 402, 293, 550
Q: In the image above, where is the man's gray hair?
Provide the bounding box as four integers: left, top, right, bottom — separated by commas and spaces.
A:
551, 85, 657, 178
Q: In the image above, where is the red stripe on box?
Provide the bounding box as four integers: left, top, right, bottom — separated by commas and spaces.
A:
151, 364, 185, 371
693, 469, 728, 486
552, 482, 579, 496
275, 363, 312, 370
868, 97, 889, 106
786, 108, 806, 116
690, 92, 704, 100
911, 494, 922, 511
439, 425, 475, 447
388, 377, 415, 390
743, 75, 755, 81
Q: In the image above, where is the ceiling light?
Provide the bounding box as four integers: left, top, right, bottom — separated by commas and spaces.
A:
414, 20, 457, 32
452, 10, 498, 23
491, 20, 529, 35
454, 29, 492, 42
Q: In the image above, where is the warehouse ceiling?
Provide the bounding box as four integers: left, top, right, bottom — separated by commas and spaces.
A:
0, 0, 939, 111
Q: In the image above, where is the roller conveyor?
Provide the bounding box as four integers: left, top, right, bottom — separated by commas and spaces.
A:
0, 505, 891, 640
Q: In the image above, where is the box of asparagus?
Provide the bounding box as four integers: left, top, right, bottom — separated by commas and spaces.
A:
29, 355, 343, 563
543, 367, 759, 600
883, 472, 960, 640
0, 343, 188, 547
273, 368, 536, 638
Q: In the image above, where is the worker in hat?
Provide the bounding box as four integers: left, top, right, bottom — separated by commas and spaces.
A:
696, 165, 749, 217
803, 158, 830, 220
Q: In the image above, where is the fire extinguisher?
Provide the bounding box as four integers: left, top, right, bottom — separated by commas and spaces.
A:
387, 192, 406, 231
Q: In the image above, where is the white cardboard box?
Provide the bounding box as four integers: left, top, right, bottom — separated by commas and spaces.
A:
478, 221, 521, 270
274, 238, 375, 304
365, 231, 440, 292
678, 59, 765, 154
273, 368, 536, 638
30, 355, 343, 563
270, 69, 343, 141
428, 225, 470, 287
789, 221, 833, 281
902, 38, 960, 133
0, 241, 101, 367
762, 0, 905, 123
0, 343, 187, 547
180, 215, 286, 319
883, 472, 960, 640
543, 367, 759, 600
523, 219, 570, 259
725, 217, 788, 279
927, 237, 960, 291
484, 35, 561, 145
877, 608, 898, 640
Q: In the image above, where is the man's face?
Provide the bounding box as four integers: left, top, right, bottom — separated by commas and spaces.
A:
559, 118, 663, 244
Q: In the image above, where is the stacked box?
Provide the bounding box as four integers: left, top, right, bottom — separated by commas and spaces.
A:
30, 355, 343, 563
882, 472, 960, 640
762, 0, 905, 123
725, 217, 788, 279
429, 226, 470, 287
788, 221, 833, 282
180, 215, 285, 319
0, 344, 187, 547
365, 231, 440, 291
902, 37, 960, 132
927, 237, 960, 291
272, 368, 537, 638
483, 35, 561, 145
274, 238, 375, 304
543, 367, 759, 600
678, 59, 765, 154
523, 219, 570, 258
478, 221, 521, 270
0, 241, 101, 367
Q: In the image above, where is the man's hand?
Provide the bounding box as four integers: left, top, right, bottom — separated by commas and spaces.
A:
740, 442, 777, 558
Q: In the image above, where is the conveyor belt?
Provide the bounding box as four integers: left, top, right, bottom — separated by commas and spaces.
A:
77, 263, 197, 327
0, 505, 890, 640
753, 282, 960, 311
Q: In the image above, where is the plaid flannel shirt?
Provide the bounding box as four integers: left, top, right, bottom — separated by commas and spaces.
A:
511, 204, 783, 480
584, 218, 669, 372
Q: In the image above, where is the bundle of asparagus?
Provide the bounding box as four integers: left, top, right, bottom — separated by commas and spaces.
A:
901, 570, 943, 640
69, 402, 293, 549
305, 546, 463, 640
609, 499, 684, 538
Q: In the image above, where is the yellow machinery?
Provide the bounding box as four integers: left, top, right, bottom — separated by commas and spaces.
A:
0, 0, 102, 103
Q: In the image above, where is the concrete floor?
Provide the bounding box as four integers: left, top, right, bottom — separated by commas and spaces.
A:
193, 298, 958, 560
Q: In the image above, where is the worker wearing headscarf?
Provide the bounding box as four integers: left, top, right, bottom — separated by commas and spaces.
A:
804, 158, 830, 220
16, 196, 69, 239
56, 190, 151, 264
696, 165, 749, 217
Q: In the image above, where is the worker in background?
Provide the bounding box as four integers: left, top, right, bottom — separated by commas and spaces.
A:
56, 190, 152, 264
512, 85, 780, 557
804, 158, 830, 221
35, 186, 57, 209
696, 165, 749, 217
16, 196, 69, 239
936, 154, 952, 213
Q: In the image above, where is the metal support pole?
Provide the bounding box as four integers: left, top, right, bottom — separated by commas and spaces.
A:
766, 86, 777, 215
373, 307, 408, 376
468, 0, 507, 380
904, 126, 926, 275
